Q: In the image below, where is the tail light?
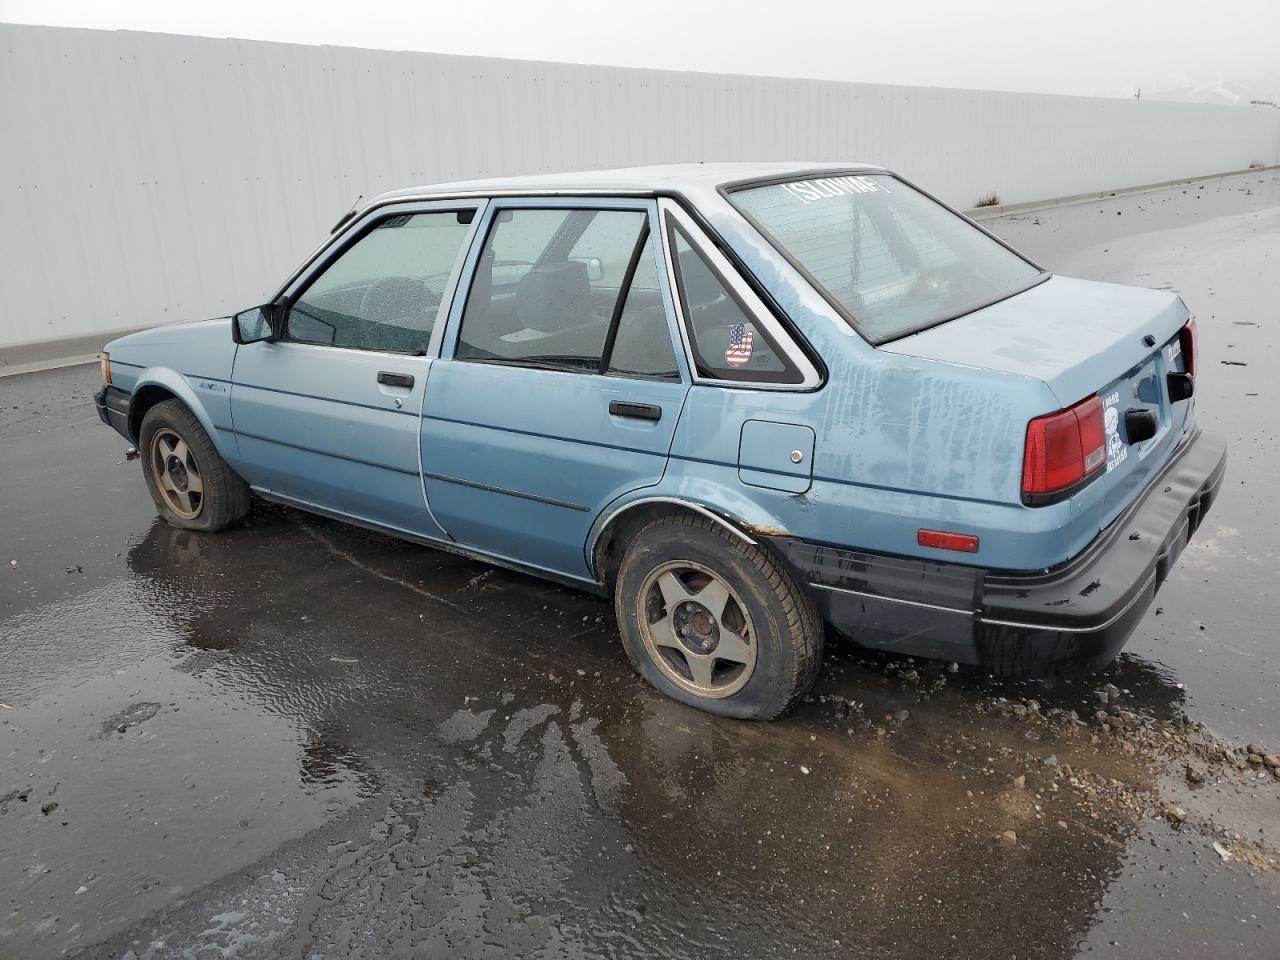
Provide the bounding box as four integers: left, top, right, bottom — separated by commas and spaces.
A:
1178, 317, 1197, 376
1022, 395, 1106, 505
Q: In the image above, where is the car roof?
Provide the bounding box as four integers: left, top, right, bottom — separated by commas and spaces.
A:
369, 162, 887, 204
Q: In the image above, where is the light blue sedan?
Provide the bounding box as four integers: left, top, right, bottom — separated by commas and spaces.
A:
95, 163, 1226, 718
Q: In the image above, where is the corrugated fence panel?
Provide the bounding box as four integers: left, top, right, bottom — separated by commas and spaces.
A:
2, 23, 1278, 349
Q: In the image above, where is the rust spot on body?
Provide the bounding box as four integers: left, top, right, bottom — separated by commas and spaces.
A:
741, 521, 791, 538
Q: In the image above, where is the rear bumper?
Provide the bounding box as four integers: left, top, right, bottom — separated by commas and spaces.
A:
94, 384, 134, 442
772, 428, 1227, 675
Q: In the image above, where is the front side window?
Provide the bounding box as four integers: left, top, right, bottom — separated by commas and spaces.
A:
729, 174, 1043, 343
456, 207, 677, 379
286, 210, 473, 352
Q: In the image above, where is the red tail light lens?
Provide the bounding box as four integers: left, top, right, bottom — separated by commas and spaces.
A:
1178, 317, 1197, 376
1022, 396, 1107, 504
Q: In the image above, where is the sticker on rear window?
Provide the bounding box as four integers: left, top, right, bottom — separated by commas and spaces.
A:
1103, 391, 1127, 472
780, 176, 884, 205
725, 322, 754, 367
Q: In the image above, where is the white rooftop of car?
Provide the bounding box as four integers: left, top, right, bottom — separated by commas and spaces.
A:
371, 162, 887, 205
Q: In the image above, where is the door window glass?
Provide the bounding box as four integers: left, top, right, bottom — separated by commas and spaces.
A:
286, 210, 473, 353
456, 208, 652, 372
668, 223, 801, 383
605, 234, 679, 380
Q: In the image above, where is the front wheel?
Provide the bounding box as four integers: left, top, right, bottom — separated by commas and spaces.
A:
614, 514, 822, 719
139, 399, 250, 532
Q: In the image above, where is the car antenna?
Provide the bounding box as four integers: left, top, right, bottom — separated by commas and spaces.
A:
329, 193, 364, 234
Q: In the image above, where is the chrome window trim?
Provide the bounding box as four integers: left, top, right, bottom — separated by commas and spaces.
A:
655, 198, 822, 391
273, 190, 653, 302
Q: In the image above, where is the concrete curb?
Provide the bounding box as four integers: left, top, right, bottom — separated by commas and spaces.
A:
0, 325, 154, 378
965, 164, 1279, 220
0, 355, 100, 379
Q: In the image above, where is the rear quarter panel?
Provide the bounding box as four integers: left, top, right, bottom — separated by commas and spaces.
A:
654, 196, 1111, 572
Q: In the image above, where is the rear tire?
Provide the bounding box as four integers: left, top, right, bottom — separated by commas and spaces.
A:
614, 514, 822, 719
139, 399, 250, 532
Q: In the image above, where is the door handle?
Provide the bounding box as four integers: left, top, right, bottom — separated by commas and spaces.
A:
377, 371, 415, 389
609, 401, 661, 421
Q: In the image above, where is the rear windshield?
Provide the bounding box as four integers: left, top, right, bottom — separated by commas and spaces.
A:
729, 174, 1042, 343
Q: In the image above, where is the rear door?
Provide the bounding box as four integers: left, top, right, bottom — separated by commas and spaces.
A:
420, 198, 690, 580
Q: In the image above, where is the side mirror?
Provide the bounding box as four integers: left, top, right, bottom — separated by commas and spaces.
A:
232, 305, 276, 344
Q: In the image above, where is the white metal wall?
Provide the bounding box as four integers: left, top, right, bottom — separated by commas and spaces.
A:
2, 24, 1278, 350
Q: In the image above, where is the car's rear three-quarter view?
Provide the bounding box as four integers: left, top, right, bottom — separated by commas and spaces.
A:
93, 163, 1227, 719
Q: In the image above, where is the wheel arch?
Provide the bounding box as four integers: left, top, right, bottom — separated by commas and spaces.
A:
128, 369, 227, 456
588, 496, 764, 590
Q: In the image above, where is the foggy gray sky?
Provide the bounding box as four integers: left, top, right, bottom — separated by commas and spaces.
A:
3, 0, 1278, 104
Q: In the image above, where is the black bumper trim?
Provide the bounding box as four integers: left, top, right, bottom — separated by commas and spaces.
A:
94, 384, 134, 442
771, 427, 1227, 675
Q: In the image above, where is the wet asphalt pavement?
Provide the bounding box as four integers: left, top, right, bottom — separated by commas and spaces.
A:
2, 171, 1278, 959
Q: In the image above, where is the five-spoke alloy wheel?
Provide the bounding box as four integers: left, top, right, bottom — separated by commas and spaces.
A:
638, 560, 757, 698
615, 514, 822, 719
138, 399, 251, 532
148, 427, 205, 520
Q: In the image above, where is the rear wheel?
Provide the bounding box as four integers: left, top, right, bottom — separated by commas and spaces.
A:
139, 400, 250, 532
614, 514, 822, 719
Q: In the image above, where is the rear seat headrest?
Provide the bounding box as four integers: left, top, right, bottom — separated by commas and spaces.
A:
677, 248, 724, 308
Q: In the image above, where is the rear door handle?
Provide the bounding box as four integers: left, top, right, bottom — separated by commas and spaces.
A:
377, 371, 415, 389
609, 401, 661, 421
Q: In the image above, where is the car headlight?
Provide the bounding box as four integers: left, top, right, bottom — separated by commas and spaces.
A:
100, 351, 111, 385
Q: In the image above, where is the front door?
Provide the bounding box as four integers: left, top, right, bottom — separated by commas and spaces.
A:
421, 198, 690, 579
230, 200, 484, 536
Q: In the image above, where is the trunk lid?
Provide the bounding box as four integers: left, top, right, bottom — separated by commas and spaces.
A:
882, 275, 1193, 527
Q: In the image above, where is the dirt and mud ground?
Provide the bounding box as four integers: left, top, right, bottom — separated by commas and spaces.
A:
1, 170, 1278, 959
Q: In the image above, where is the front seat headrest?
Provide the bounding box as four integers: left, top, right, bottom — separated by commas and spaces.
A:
515, 260, 592, 332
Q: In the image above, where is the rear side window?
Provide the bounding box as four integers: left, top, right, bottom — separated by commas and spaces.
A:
286, 211, 472, 353
729, 174, 1042, 343
456, 207, 678, 380
667, 223, 801, 384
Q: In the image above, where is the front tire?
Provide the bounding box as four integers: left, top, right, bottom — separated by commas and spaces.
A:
614, 514, 822, 719
139, 399, 250, 532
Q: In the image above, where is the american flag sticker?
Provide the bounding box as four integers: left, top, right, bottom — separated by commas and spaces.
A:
725, 323, 754, 367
